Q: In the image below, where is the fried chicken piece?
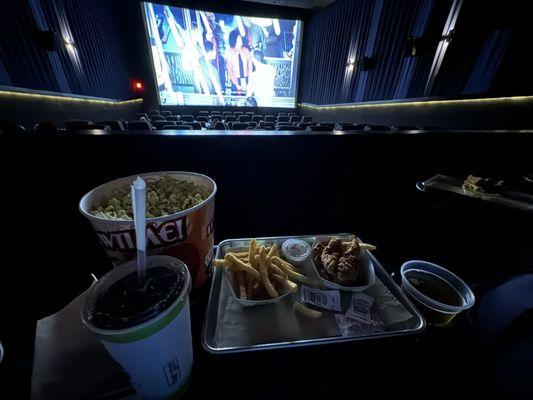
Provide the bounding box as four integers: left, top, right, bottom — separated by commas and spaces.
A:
337, 256, 358, 283
344, 239, 361, 257
313, 242, 326, 264
322, 252, 339, 275
321, 238, 343, 274
325, 237, 343, 253
336, 238, 361, 283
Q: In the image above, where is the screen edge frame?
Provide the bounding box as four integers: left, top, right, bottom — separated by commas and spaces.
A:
292, 19, 304, 109
140, 1, 303, 109
140, 1, 164, 106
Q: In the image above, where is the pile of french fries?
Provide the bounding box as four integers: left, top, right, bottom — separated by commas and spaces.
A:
213, 239, 311, 301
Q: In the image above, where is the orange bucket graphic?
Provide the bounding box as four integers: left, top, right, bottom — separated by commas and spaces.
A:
79, 171, 216, 288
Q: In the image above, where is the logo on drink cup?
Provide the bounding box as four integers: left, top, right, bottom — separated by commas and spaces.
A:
95, 216, 187, 251
163, 356, 182, 387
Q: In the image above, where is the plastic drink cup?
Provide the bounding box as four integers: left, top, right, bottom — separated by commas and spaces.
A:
401, 260, 475, 328
81, 256, 193, 399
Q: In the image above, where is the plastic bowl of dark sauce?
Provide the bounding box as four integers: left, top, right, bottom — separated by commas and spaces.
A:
400, 260, 475, 327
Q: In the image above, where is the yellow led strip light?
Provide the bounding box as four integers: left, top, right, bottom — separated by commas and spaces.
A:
299, 95, 533, 110
0, 89, 143, 106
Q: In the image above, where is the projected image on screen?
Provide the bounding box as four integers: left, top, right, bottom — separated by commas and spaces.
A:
142, 2, 302, 108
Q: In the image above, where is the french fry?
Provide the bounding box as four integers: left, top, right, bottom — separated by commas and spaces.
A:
220, 238, 317, 302
225, 253, 261, 280
270, 256, 296, 272
267, 243, 280, 258
267, 260, 286, 277
259, 247, 279, 298
272, 274, 298, 293
229, 251, 249, 260
212, 259, 229, 268
294, 301, 322, 318
235, 271, 247, 300
271, 257, 312, 284
249, 239, 259, 269
359, 243, 377, 251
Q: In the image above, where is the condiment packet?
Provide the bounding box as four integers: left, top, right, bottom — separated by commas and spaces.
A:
335, 314, 385, 336
345, 293, 375, 323
299, 286, 342, 312
335, 293, 385, 337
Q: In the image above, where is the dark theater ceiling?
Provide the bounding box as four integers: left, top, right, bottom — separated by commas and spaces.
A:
241, 0, 335, 9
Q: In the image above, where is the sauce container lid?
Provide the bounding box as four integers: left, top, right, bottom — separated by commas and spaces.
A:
281, 239, 311, 263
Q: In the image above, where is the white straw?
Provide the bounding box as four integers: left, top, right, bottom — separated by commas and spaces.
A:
131, 176, 147, 285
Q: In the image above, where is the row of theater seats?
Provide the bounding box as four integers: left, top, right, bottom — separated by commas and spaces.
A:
1, 118, 437, 135
136, 109, 435, 131
144, 109, 308, 123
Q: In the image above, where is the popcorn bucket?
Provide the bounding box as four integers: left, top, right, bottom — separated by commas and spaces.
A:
79, 171, 216, 288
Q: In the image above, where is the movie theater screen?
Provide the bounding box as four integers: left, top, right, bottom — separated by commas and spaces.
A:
142, 2, 302, 108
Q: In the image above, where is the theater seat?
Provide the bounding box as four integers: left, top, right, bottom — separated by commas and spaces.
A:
181, 115, 194, 122
154, 121, 175, 129
185, 122, 202, 130
166, 116, 179, 122
161, 111, 172, 118
0, 120, 26, 135
307, 125, 332, 131
135, 113, 149, 120
232, 122, 249, 130
301, 116, 312, 123
65, 119, 93, 129
289, 116, 300, 124
297, 122, 314, 130
196, 116, 208, 123
364, 124, 390, 131
150, 115, 166, 122
252, 115, 263, 123
318, 122, 335, 129
276, 116, 289, 123
98, 120, 125, 131
127, 121, 153, 131
238, 115, 250, 122
471, 275, 533, 398
198, 111, 209, 116
245, 112, 255, 116
390, 125, 420, 131
334, 123, 363, 131
234, 111, 243, 117
225, 115, 236, 122
264, 115, 275, 123
147, 110, 160, 117
213, 121, 228, 130
276, 124, 300, 131
162, 125, 192, 130
257, 121, 274, 128
33, 121, 58, 135
70, 124, 111, 133
248, 122, 257, 129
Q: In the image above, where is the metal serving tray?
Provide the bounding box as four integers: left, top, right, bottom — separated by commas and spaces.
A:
202, 234, 425, 354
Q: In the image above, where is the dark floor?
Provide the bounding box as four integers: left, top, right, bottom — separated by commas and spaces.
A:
1, 130, 533, 398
